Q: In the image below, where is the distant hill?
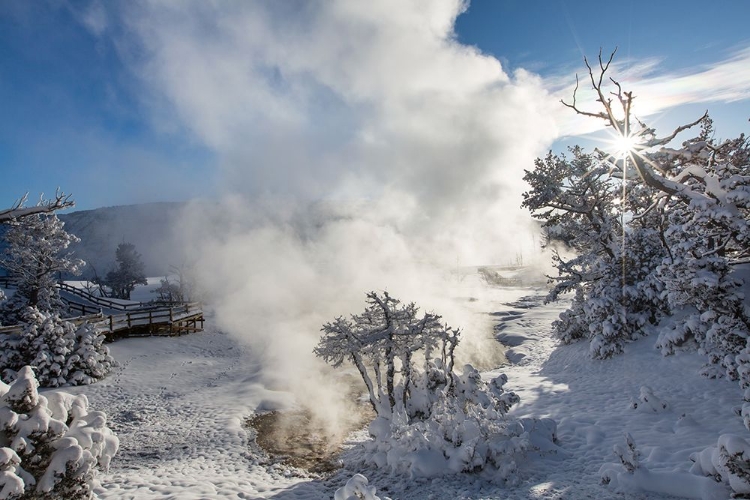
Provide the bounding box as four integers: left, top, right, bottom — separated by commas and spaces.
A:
1, 198, 389, 280
59, 202, 188, 279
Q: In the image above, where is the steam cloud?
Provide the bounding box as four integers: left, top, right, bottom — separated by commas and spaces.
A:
113, 1, 560, 422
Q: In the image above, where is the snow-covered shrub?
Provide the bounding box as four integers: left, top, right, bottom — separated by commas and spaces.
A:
615, 433, 640, 473
0, 366, 118, 499
316, 292, 558, 482
333, 474, 391, 500
0, 308, 113, 387
656, 239, 750, 382
629, 386, 668, 413
690, 434, 750, 496
600, 433, 640, 487
364, 365, 543, 483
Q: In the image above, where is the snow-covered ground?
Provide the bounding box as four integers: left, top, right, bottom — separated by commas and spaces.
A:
54, 282, 747, 499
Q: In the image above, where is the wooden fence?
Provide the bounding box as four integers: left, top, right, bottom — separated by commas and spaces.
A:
105, 302, 205, 338
57, 282, 148, 311
0, 277, 16, 289
0, 312, 105, 336
0, 279, 204, 339
0, 304, 204, 339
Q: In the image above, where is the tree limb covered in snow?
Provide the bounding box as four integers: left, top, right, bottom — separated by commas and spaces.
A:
0, 190, 75, 223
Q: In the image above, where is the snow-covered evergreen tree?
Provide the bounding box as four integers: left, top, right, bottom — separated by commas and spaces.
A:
0, 214, 83, 324
650, 119, 750, 383
99, 243, 147, 300
0, 366, 118, 499
0, 308, 114, 387
522, 147, 667, 358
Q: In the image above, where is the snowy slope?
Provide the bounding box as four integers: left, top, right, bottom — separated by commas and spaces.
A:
53, 283, 747, 499
58, 202, 189, 278
53, 200, 407, 280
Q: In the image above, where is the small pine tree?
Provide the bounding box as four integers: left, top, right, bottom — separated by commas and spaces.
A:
100, 243, 147, 300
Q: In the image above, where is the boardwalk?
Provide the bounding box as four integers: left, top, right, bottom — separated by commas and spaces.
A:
0, 279, 204, 339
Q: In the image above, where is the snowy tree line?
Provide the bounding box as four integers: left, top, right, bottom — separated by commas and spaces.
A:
0, 195, 118, 498
523, 51, 749, 408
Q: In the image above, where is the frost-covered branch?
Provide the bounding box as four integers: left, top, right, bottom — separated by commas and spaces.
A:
0, 190, 74, 223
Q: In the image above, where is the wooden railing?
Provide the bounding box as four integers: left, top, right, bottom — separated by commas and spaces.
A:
64, 299, 103, 316
105, 302, 203, 332
0, 278, 204, 338
0, 277, 16, 289
0, 303, 203, 338
57, 283, 148, 311
3, 279, 150, 311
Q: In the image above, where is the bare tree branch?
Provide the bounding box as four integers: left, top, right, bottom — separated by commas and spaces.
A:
0, 189, 75, 223
644, 112, 708, 148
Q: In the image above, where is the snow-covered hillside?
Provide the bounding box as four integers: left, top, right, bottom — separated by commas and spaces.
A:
58, 202, 189, 278
53, 280, 747, 499
49, 200, 412, 281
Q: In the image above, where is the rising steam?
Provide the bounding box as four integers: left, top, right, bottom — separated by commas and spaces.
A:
111, 1, 560, 427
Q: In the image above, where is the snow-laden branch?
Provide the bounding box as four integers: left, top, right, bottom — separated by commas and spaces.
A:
0, 190, 74, 223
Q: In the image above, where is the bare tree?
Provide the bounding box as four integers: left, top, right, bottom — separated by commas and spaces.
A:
315, 291, 459, 416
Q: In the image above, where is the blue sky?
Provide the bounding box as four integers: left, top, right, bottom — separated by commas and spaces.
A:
0, 0, 748, 211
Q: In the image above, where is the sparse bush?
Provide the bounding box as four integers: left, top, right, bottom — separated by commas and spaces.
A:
315, 292, 557, 482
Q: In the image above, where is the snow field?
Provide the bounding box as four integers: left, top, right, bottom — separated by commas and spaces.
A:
44, 283, 750, 499
496, 297, 746, 499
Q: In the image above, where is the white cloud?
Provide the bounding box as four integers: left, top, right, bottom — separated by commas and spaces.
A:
80, 0, 107, 36
117, 1, 558, 214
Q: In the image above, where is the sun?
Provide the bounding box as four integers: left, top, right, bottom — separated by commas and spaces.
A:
608, 132, 639, 160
